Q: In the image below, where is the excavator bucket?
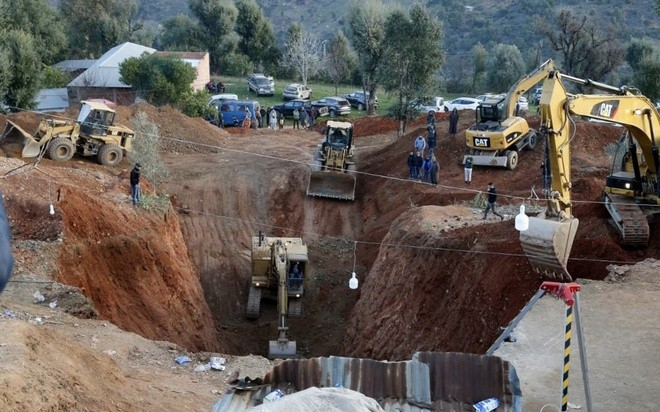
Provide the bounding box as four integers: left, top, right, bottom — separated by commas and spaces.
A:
268, 326, 297, 359
3, 120, 43, 158
519, 216, 579, 281
306, 171, 356, 200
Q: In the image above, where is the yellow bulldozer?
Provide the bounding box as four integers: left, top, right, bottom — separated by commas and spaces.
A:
3, 100, 135, 166
246, 232, 308, 359
307, 120, 356, 200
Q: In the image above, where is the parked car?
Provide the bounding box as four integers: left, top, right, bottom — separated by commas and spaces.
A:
247, 73, 275, 96
445, 97, 481, 111
208, 93, 238, 106
517, 96, 529, 112
411, 96, 446, 113
311, 97, 351, 117
283, 83, 312, 100
271, 99, 328, 118
213, 100, 261, 127
531, 87, 542, 105
343, 91, 378, 111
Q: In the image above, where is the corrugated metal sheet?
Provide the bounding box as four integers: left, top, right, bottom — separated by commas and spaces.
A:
35, 88, 69, 112
214, 352, 521, 411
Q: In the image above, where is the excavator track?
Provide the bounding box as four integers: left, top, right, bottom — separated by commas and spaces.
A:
287, 299, 302, 317
604, 193, 650, 247
246, 286, 262, 319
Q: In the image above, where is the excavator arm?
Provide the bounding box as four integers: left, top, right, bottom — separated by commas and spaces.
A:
502, 59, 556, 118
268, 241, 297, 358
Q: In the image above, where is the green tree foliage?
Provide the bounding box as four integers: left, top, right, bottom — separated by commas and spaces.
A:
42, 66, 69, 88
348, 0, 388, 114
189, 0, 238, 72
538, 9, 624, 81
0, 0, 67, 65
0, 30, 41, 110
325, 30, 357, 95
59, 0, 140, 58
156, 14, 205, 51
234, 0, 276, 71
472, 43, 487, 94
379, 4, 443, 135
129, 111, 169, 199
119, 53, 196, 106
626, 39, 655, 72
633, 57, 660, 102
180, 90, 216, 118
486, 44, 525, 93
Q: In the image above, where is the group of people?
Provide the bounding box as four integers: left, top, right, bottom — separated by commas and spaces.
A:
263, 107, 318, 130
407, 151, 439, 185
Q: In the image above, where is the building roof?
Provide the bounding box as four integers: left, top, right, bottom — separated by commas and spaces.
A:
35, 88, 69, 113
68, 42, 156, 88
52, 60, 97, 72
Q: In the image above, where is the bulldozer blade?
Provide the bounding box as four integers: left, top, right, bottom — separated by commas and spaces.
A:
4, 120, 42, 158
519, 216, 579, 281
268, 339, 297, 359
306, 171, 356, 201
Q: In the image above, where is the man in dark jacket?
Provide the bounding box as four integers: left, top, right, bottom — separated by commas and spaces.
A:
426, 111, 435, 126
483, 182, 503, 221
414, 151, 423, 181
430, 156, 439, 185
427, 124, 437, 154
407, 152, 416, 179
0, 194, 13, 293
130, 163, 141, 206
449, 108, 459, 138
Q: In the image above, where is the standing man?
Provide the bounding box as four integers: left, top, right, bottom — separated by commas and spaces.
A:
464, 156, 473, 184
300, 108, 308, 129
407, 151, 416, 179
269, 109, 278, 130
0, 193, 13, 293
483, 182, 503, 221
430, 155, 439, 185
414, 135, 426, 158
449, 108, 459, 138
260, 107, 267, 128
130, 163, 141, 206
426, 110, 436, 127
414, 151, 423, 181
427, 124, 437, 154
293, 108, 300, 129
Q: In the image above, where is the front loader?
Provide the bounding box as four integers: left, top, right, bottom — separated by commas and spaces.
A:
307, 120, 356, 200
246, 232, 308, 359
3, 100, 134, 166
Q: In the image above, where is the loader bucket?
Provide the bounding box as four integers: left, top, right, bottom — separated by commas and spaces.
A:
519, 216, 579, 281
306, 171, 356, 201
3, 120, 44, 158
268, 338, 297, 359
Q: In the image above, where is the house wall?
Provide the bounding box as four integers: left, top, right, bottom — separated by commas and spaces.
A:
192, 53, 211, 91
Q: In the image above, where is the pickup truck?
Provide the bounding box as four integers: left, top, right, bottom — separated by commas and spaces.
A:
247, 73, 274, 96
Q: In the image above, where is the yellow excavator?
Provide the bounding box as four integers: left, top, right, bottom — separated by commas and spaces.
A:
2, 100, 134, 166
307, 120, 356, 200
520, 70, 660, 280
246, 232, 308, 358
464, 59, 556, 169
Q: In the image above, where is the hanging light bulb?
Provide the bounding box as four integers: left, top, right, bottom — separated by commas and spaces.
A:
349, 272, 358, 289
49, 204, 55, 215
515, 205, 529, 231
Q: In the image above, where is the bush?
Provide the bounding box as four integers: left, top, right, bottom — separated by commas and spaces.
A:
181, 90, 216, 119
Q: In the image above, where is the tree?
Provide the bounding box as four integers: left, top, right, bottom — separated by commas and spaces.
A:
626, 39, 654, 72
471, 43, 487, 94
129, 112, 168, 199
485, 44, 525, 93
379, 4, 443, 136
633, 57, 660, 102
325, 30, 357, 95
156, 14, 205, 51
348, 0, 388, 115
119, 53, 197, 106
0, 0, 67, 65
279, 24, 322, 85
59, 0, 140, 58
538, 9, 624, 81
189, 0, 238, 72
234, 0, 276, 71
0, 30, 41, 110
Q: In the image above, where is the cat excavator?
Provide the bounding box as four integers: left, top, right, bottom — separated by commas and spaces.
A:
520, 70, 660, 280
307, 120, 356, 200
464, 59, 556, 169
245, 232, 308, 359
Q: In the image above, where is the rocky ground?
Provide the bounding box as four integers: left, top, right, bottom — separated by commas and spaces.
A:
0, 105, 658, 410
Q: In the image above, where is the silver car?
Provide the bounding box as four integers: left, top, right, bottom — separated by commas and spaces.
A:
282, 83, 312, 100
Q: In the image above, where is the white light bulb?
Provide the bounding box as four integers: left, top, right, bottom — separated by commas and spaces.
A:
515, 205, 529, 231
49, 204, 55, 215
349, 272, 358, 289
